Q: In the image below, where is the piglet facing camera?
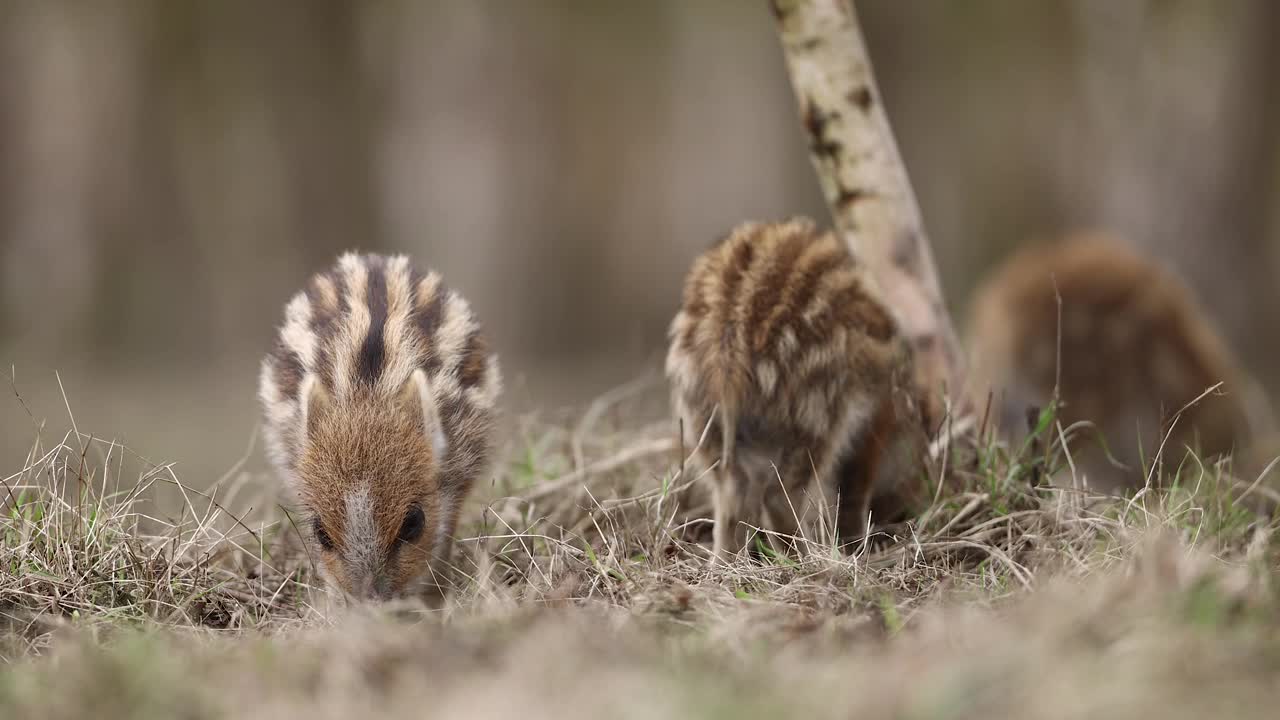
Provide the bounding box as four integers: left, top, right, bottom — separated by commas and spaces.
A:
259, 253, 501, 601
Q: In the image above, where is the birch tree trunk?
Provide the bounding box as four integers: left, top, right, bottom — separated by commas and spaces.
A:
771, 0, 966, 424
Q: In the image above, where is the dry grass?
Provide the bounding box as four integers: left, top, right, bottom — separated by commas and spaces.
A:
1, 378, 1279, 718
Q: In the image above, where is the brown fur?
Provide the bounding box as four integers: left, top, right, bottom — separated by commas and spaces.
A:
968, 233, 1252, 492
666, 218, 925, 559
298, 380, 443, 598
834, 369, 931, 535
260, 253, 501, 600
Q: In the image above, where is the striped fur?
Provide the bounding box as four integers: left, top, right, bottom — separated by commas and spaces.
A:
968, 233, 1253, 492
666, 219, 925, 560
260, 252, 501, 600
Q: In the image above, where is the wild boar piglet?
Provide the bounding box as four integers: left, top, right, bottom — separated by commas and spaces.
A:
667, 218, 922, 559
260, 253, 500, 600
968, 233, 1256, 492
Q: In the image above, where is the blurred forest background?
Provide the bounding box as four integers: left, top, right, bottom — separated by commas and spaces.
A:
2, 1, 1279, 484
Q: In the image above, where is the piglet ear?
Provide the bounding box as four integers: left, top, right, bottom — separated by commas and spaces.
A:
396, 368, 449, 460
299, 374, 331, 439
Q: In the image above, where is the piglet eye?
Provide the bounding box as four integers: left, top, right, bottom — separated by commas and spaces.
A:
312, 518, 335, 551
398, 505, 425, 544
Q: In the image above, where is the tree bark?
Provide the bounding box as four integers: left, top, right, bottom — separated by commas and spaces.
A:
771, 0, 966, 424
